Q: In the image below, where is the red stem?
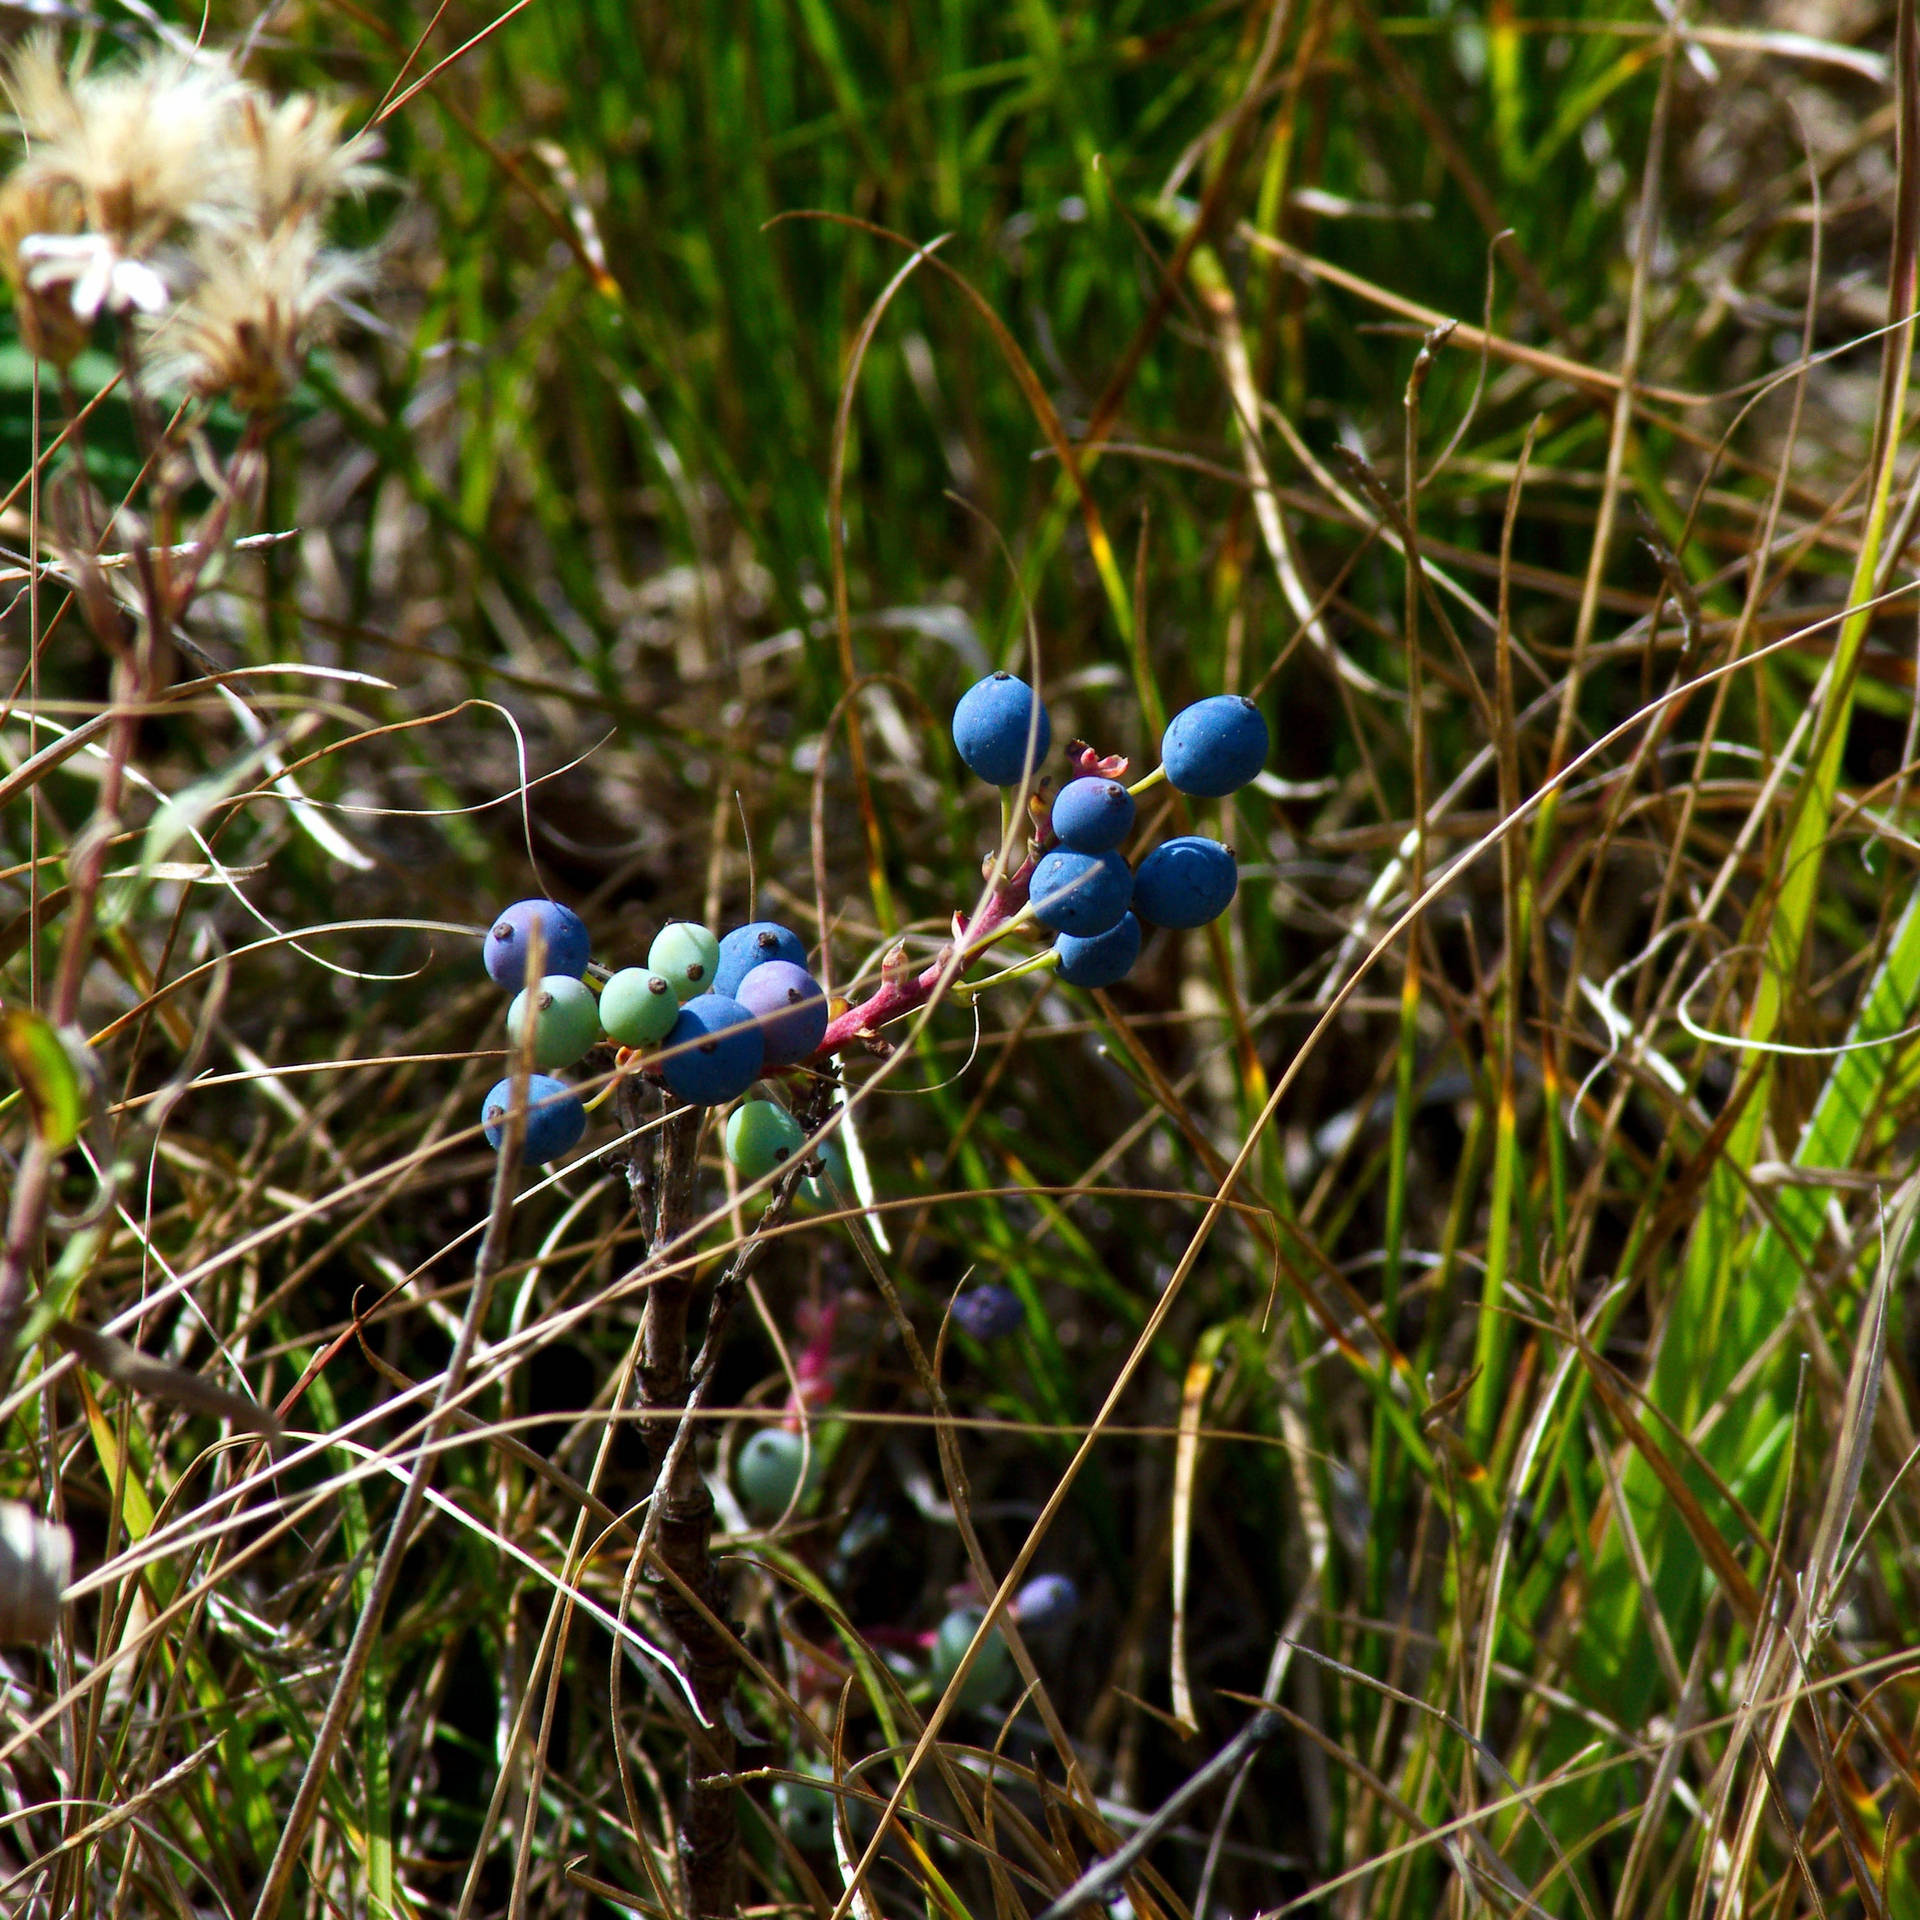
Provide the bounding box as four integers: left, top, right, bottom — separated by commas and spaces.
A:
811, 851, 1038, 1056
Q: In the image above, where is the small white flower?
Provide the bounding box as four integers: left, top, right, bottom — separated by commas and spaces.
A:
20, 229, 168, 320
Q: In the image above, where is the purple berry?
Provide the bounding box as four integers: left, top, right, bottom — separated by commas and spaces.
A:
951, 1284, 1024, 1341
658, 993, 764, 1105
1131, 837, 1237, 928
484, 899, 590, 991
1053, 912, 1141, 989
1012, 1573, 1079, 1632
734, 960, 829, 1065
1160, 695, 1269, 798
714, 921, 808, 997
1029, 847, 1132, 937
952, 672, 1051, 787
1050, 777, 1135, 854
481, 1073, 586, 1163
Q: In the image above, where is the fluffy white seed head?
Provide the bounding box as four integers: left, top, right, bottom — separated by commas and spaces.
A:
142, 223, 374, 411
0, 34, 383, 386
3, 36, 252, 251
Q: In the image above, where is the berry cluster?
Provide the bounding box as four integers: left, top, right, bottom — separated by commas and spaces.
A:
477, 901, 827, 1169
950, 673, 1267, 994
472, 672, 1266, 1166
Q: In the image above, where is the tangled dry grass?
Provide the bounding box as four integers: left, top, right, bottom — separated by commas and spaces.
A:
4, 0, 1920, 1915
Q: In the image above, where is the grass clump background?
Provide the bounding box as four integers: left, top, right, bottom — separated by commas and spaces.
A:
1, 0, 1917, 1914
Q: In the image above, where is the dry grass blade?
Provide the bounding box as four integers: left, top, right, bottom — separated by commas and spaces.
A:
6, 6, 1919, 1916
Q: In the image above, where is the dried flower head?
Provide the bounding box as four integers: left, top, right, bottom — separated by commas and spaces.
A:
3, 36, 250, 253
2, 35, 383, 376
0, 162, 87, 361
143, 223, 372, 413
227, 91, 383, 237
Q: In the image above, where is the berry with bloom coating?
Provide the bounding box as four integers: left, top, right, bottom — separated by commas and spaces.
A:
929, 1605, 1014, 1709
1050, 776, 1134, 854
737, 1427, 820, 1518
771, 1765, 837, 1849
726, 1099, 806, 1181
648, 921, 720, 1002
484, 899, 589, 990
1012, 1573, 1079, 1633
658, 993, 764, 1105
481, 1073, 586, 1163
951, 1284, 1024, 1341
952, 672, 1051, 787
714, 921, 808, 997
735, 959, 828, 1064
599, 967, 681, 1048
1053, 912, 1141, 989
1161, 694, 1269, 797
1029, 846, 1132, 937
505, 974, 601, 1069
1132, 836, 1238, 928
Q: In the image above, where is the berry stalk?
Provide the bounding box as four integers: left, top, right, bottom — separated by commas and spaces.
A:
813, 849, 1039, 1055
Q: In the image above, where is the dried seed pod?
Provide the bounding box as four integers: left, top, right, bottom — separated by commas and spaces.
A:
0, 1504, 71, 1643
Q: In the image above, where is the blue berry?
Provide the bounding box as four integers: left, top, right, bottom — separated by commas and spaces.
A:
929, 1606, 1014, 1709
1053, 912, 1141, 989
484, 899, 589, 991
714, 921, 808, 997
1131, 837, 1238, 928
1050, 777, 1135, 854
1161, 695, 1269, 797
1029, 847, 1132, 937
952, 672, 1051, 787
950, 1284, 1024, 1341
726, 1099, 806, 1181
481, 1073, 586, 1164
505, 974, 602, 1069
599, 967, 681, 1048
1012, 1573, 1079, 1633
658, 993, 764, 1105
734, 960, 828, 1065
647, 922, 721, 1002
737, 1426, 820, 1518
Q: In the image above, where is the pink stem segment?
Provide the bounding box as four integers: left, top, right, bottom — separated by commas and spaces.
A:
813, 851, 1038, 1057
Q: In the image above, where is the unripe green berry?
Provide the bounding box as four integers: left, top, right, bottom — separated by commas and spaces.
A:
929, 1605, 1014, 1709
725, 1100, 805, 1182
505, 975, 601, 1069
771, 1765, 838, 1849
648, 922, 721, 1002
600, 967, 681, 1047
736, 1427, 821, 1519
